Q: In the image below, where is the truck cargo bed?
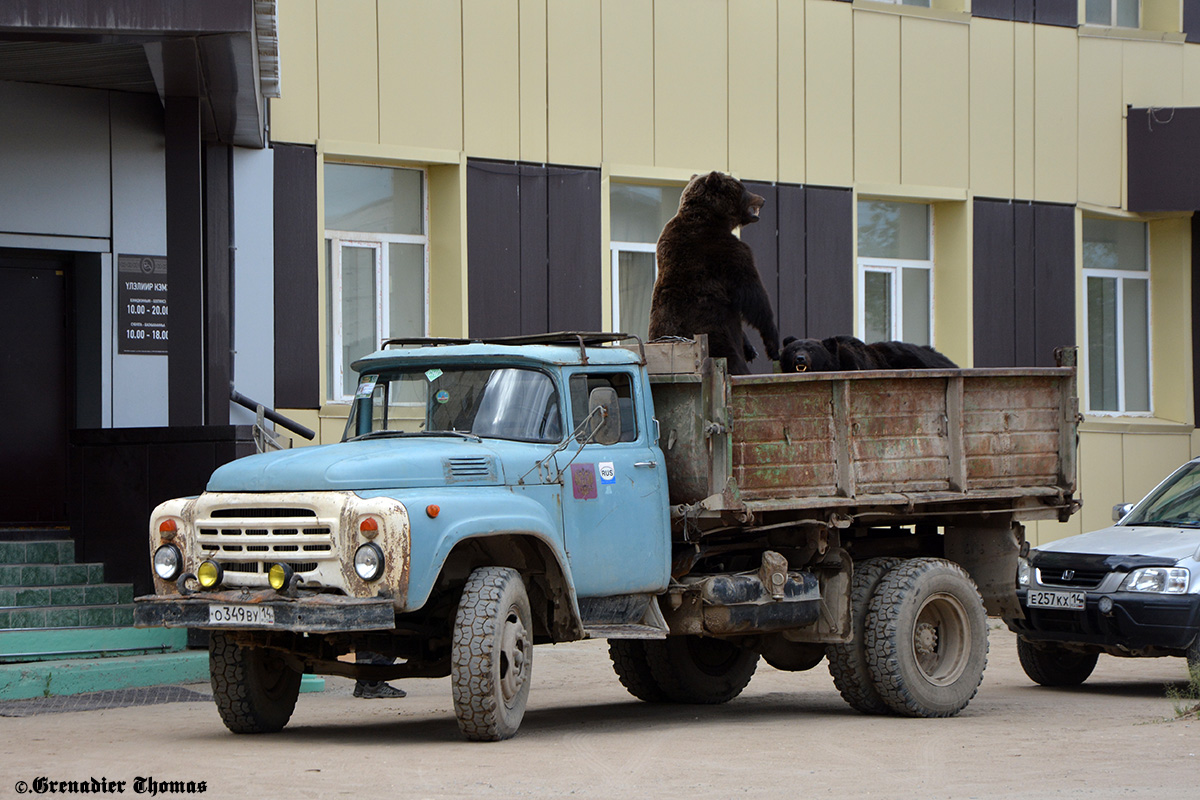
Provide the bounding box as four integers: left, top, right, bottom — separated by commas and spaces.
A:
646, 339, 1078, 527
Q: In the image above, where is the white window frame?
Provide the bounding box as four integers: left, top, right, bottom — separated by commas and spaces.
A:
610, 240, 657, 336
856, 202, 934, 345
326, 228, 430, 404
1085, 0, 1140, 28
1082, 264, 1152, 417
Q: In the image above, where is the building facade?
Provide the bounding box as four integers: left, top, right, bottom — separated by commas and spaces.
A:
4, 0, 1200, 560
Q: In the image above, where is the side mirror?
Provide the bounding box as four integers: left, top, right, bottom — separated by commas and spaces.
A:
1112, 503, 1134, 522
587, 387, 621, 446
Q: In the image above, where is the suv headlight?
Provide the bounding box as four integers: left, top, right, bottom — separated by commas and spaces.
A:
1016, 557, 1031, 587
1122, 567, 1190, 594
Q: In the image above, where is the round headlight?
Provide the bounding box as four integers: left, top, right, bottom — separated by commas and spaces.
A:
354, 543, 385, 581
268, 563, 295, 592
197, 559, 224, 589
153, 544, 182, 581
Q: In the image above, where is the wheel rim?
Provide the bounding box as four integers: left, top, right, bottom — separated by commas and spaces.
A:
911, 592, 971, 686
498, 603, 530, 706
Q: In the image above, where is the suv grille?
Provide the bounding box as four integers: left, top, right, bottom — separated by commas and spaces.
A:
197, 507, 333, 575
1036, 566, 1107, 589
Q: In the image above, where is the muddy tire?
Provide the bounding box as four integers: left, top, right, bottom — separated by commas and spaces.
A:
451, 567, 533, 741
759, 636, 826, 672
865, 558, 988, 718
209, 632, 302, 734
1017, 639, 1098, 687
644, 635, 758, 704
609, 639, 669, 702
826, 557, 902, 714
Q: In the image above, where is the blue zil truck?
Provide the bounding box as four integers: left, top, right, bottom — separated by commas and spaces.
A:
135, 333, 1080, 739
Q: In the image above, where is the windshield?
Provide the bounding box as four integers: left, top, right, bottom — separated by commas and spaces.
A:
342, 365, 562, 444
1122, 462, 1200, 528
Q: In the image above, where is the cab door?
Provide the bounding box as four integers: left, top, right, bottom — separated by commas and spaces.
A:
559, 368, 670, 598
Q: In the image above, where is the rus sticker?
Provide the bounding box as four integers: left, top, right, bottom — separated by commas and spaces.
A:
598, 461, 616, 484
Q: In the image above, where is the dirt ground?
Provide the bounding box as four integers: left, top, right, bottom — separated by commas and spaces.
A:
2, 625, 1196, 799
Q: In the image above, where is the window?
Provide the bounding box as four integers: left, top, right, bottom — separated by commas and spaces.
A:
569, 372, 637, 443
610, 183, 683, 339
325, 164, 428, 402
1083, 218, 1150, 414
857, 200, 933, 345
1085, 0, 1139, 27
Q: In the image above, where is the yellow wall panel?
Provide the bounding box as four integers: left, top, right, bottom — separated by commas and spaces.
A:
463, 0, 521, 160
1013, 22, 1034, 200
520, 0, 549, 162
1077, 38, 1122, 209
316, 0, 378, 144
1033, 26, 1077, 205
654, 0, 728, 170
1184, 46, 1200, 105
729, 0, 778, 180
1149, 217, 1193, 424
778, 0, 806, 184
1074, 430, 1126, 536
900, 17, 968, 190
270, 0, 318, 144
548, 0, 602, 166
378, 1, 462, 152
1122, 433, 1192, 500
1123, 41, 1184, 109
969, 19, 1015, 200
428, 163, 466, 339
932, 200, 971, 366
601, 0, 655, 166
853, 11, 900, 186
805, 0, 853, 186
1142, 0, 1182, 33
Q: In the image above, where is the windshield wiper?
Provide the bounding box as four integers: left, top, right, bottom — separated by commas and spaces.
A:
349, 430, 481, 443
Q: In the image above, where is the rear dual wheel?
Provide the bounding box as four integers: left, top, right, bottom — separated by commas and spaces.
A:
609, 636, 759, 704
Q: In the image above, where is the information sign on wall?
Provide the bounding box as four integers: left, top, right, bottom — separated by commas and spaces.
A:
117, 254, 169, 355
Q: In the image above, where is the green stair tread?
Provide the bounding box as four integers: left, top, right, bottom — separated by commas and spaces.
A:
0, 541, 75, 566
0, 626, 188, 663
0, 650, 209, 700
1, 603, 139, 630
0, 583, 135, 606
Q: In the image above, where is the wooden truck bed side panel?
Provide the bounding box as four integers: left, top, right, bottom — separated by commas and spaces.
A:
646, 339, 1078, 519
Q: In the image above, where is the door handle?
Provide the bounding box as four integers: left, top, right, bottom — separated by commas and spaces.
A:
634, 461, 657, 468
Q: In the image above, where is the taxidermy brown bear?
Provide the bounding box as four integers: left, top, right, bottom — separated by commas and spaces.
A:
648, 171, 780, 375
780, 334, 957, 373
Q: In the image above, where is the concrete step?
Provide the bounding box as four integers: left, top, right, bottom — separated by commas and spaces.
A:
0, 603, 136, 630
0, 650, 210, 700
0, 540, 75, 565
0, 562, 108, 587
0, 626, 186, 663
0, 583, 134, 608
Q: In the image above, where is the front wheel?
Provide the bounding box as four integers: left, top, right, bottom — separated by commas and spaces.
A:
451, 567, 533, 741
1016, 638, 1098, 686
864, 558, 989, 718
644, 635, 759, 704
209, 633, 302, 734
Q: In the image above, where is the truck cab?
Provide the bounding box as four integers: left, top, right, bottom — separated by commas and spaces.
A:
137, 334, 670, 739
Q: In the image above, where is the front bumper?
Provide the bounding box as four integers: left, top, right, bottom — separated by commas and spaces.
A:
134, 590, 397, 633
1006, 588, 1200, 652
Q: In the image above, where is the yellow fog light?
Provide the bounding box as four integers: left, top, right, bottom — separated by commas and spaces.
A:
197, 560, 224, 589
268, 563, 294, 592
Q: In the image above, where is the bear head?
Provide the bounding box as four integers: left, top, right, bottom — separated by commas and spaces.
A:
678, 171, 764, 230
780, 336, 840, 373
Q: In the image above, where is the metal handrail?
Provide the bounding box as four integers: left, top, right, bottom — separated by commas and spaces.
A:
230, 389, 316, 440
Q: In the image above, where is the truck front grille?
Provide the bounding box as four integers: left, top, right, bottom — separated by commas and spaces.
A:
197, 507, 335, 575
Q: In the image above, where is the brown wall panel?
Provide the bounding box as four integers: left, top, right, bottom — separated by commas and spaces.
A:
804, 186, 854, 339
272, 143, 320, 409
519, 165, 549, 334
547, 165, 602, 333
972, 199, 1017, 367
1128, 107, 1200, 212
467, 160, 523, 338
1033, 203, 1075, 366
